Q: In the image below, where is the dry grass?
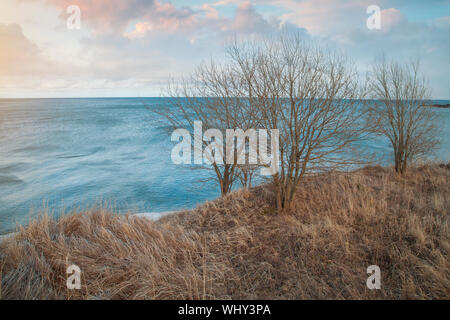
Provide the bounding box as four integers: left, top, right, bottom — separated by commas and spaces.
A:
0, 163, 449, 299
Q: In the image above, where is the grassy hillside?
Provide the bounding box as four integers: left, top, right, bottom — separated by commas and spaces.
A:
0, 164, 449, 299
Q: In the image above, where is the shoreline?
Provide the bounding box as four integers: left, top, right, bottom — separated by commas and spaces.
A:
0, 232, 15, 242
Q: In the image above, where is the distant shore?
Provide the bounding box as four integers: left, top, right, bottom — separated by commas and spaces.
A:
424, 103, 450, 108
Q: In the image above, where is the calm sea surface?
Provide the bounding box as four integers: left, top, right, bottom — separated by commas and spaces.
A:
0, 98, 449, 234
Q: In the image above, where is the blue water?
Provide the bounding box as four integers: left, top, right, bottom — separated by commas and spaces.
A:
0, 98, 449, 234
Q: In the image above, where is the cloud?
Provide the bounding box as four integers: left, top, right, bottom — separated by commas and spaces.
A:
0, 23, 79, 95
334, 10, 450, 98
0, 23, 41, 75
230, 1, 274, 33
379, 8, 406, 31
5, 0, 449, 98
202, 3, 219, 19
80, 2, 291, 82
0, 21, 162, 93
433, 15, 450, 29
271, 0, 368, 36
34, 0, 211, 37
31, 0, 282, 39
37, 0, 158, 34
124, 2, 201, 38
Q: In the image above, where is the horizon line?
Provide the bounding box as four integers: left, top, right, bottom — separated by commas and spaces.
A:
1, 96, 450, 101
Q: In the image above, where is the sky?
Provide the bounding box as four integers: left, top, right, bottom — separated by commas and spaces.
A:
0, 0, 449, 99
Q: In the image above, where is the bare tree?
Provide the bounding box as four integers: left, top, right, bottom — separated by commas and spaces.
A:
158, 60, 260, 195
368, 58, 439, 174
236, 163, 258, 188
228, 33, 369, 210
156, 32, 369, 208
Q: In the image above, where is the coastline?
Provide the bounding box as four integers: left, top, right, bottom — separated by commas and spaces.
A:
133, 210, 179, 220
0, 232, 15, 242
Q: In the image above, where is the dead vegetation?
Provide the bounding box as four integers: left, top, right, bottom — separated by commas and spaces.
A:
0, 163, 449, 299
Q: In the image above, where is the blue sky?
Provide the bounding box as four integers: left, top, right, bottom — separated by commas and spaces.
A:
0, 0, 449, 98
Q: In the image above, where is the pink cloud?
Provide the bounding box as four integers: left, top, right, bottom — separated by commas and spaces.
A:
0, 22, 75, 92
34, 0, 158, 33
380, 8, 406, 31
0, 23, 42, 75
202, 4, 219, 19
125, 1, 277, 39
27, 0, 278, 39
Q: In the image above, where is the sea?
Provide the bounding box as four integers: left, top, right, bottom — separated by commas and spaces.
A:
0, 98, 449, 234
